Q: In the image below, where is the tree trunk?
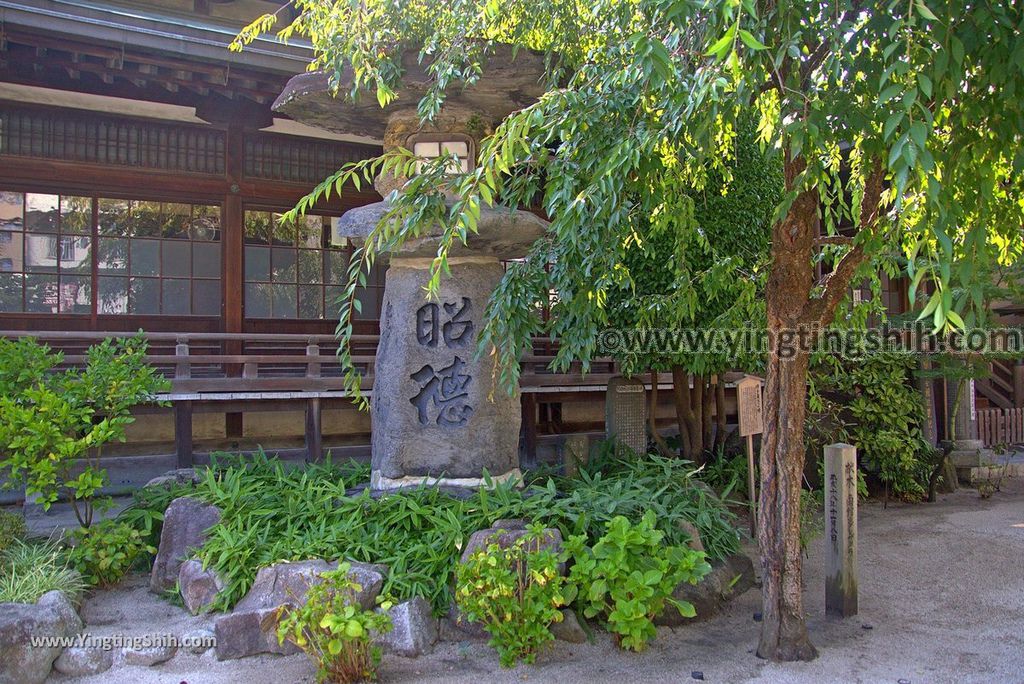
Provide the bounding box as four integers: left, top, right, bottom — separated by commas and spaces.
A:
649, 370, 674, 458
701, 375, 714, 455
672, 365, 696, 460
714, 376, 727, 452
756, 157, 819, 662
692, 373, 704, 458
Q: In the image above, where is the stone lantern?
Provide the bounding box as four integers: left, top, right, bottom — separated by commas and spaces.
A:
273, 46, 548, 491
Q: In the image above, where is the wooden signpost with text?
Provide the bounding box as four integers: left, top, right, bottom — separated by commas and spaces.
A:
736, 375, 764, 536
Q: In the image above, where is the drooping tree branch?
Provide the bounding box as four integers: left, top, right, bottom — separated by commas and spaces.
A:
807, 162, 887, 326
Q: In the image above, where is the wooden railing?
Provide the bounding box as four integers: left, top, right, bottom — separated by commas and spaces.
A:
0, 330, 620, 467
0, 330, 618, 395
977, 407, 1024, 448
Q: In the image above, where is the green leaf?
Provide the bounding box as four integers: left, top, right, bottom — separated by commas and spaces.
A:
738, 30, 768, 51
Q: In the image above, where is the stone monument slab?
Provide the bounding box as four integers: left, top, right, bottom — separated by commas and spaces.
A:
370, 257, 521, 489
824, 443, 858, 618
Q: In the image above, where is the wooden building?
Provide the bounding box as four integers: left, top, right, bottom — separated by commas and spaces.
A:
0, 0, 625, 488
0, 1, 1018, 495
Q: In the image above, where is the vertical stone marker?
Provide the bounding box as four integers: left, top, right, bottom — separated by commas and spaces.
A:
273, 45, 550, 491
824, 443, 858, 618
605, 376, 647, 455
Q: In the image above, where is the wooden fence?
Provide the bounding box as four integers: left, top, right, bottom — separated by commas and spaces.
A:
977, 407, 1024, 447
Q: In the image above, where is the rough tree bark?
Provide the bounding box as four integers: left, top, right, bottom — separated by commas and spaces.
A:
714, 376, 727, 451
649, 369, 675, 458
672, 365, 696, 460
701, 375, 714, 452
757, 157, 885, 661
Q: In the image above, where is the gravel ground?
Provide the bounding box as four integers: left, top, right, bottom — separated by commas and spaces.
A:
49, 476, 1024, 684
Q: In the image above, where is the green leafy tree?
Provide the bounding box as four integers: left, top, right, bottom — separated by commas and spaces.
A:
606, 119, 780, 461
0, 336, 169, 527
236, 0, 1024, 660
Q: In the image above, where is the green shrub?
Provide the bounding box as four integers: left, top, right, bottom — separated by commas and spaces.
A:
0, 537, 86, 604
455, 525, 572, 667
183, 453, 738, 618
527, 449, 742, 561
276, 564, 392, 684
69, 520, 156, 588
0, 509, 27, 553
566, 511, 711, 651
810, 353, 931, 500
0, 335, 169, 527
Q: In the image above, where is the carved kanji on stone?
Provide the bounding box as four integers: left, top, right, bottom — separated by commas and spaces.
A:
415, 297, 474, 349
409, 356, 474, 427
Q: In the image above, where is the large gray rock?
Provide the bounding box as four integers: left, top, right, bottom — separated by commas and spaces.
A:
144, 468, 202, 489
36, 590, 83, 636
370, 259, 523, 491
375, 597, 438, 657
460, 526, 563, 567
53, 644, 114, 676
215, 559, 386, 661
178, 559, 225, 615
215, 606, 296, 661
150, 497, 222, 593
550, 608, 587, 644
655, 552, 756, 627
121, 642, 177, 666
235, 559, 384, 614
0, 594, 81, 684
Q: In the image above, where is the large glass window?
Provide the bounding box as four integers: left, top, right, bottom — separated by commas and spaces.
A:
0, 192, 92, 313
97, 199, 221, 316
244, 211, 383, 320
0, 191, 221, 316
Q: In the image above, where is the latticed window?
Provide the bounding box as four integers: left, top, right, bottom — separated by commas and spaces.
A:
242, 210, 384, 321
0, 190, 222, 316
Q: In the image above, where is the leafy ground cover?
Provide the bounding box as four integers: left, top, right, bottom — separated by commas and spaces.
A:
119, 450, 740, 615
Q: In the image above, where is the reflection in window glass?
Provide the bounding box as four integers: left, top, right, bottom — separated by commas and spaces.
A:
129, 277, 159, 314
24, 194, 59, 232
245, 283, 270, 318
0, 192, 24, 232
99, 199, 131, 236
0, 190, 221, 316
243, 211, 381, 320
98, 276, 128, 314
60, 197, 92, 235
0, 273, 23, 312
193, 279, 220, 316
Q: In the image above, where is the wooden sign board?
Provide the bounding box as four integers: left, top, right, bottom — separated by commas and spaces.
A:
737, 376, 764, 437
736, 374, 764, 537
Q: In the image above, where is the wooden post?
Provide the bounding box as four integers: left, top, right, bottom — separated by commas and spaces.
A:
174, 402, 194, 469
223, 124, 245, 439
174, 338, 193, 468
824, 443, 858, 618
522, 393, 538, 468
737, 375, 765, 537
305, 340, 322, 461
1014, 360, 1024, 408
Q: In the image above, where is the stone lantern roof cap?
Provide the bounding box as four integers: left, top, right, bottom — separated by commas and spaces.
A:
335, 200, 547, 259
272, 44, 549, 139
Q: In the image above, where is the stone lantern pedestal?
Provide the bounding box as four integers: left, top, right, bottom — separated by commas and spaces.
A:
273, 46, 548, 490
